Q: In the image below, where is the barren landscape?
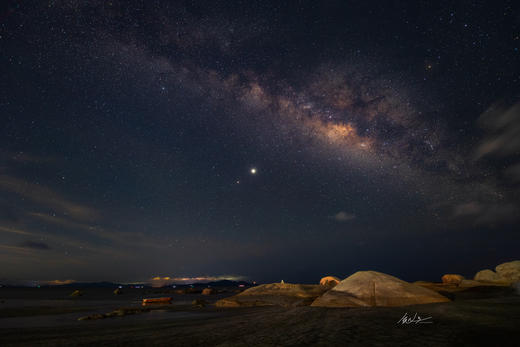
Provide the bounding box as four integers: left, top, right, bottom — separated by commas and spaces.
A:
1, 283, 519, 346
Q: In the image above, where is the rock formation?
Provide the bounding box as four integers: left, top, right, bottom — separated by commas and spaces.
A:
319, 276, 340, 287
215, 283, 329, 307
441, 274, 464, 285
311, 271, 450, 307
495, 260, 520, 282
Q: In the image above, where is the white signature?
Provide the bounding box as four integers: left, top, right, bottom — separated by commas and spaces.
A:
397, 312, 433, 325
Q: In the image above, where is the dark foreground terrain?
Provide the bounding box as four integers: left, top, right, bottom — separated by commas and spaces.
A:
1, 287, 519, 346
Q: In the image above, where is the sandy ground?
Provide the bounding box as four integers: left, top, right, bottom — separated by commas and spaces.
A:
0, 287, 519, 346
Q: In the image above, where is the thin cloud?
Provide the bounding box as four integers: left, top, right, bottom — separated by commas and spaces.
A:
475, 101, 520, 159
452, 201, 520, 227
0, 175, 98, 220
332, 211, 356, 222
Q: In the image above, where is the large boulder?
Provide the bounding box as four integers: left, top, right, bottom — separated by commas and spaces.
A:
474, 269, 508, 283
319, 276, 340, 287
311, 271, 450, 307
495, 260, 520, 282
441, 274, 464, 285
215, 283, 329, 307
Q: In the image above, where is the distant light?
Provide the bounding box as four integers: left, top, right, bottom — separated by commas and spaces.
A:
250, 168, 257, 174
239, 284, 245, 287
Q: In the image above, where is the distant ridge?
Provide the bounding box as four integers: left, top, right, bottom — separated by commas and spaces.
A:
1, 279, 252, 288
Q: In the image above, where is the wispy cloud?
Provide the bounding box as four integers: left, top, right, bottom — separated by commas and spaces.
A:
0, 175, 98, 220
475, 101, 520, 159
452, 201, 520, 227
332, 211, 356, 222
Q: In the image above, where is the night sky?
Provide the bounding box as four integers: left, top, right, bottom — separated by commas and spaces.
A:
1, 1, 519, 285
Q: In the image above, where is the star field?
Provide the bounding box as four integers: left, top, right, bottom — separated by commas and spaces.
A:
0, 0, 519, 285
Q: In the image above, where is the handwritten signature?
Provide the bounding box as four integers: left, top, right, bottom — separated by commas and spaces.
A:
397, 312, 433, 325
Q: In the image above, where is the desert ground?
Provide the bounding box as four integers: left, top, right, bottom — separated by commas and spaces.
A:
0, 285, 519, 346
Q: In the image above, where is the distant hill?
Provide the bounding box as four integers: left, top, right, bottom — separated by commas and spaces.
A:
1, 279, 253, 288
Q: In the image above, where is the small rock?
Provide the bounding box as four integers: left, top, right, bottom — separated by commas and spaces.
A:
192, 299, 207, 307
441, 274, 465, 285
202, 288, 216, 295
319, 276, 340, 287
70, 290, 83, 297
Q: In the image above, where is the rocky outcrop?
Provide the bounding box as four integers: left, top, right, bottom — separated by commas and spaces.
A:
441, 274, 464, 285
319, 276, 340, 287
473, 261, 520, 284
215, 283, 329, 307
474, 269, 509, 283
495, 260, 520, 282
311, 271, 450, 307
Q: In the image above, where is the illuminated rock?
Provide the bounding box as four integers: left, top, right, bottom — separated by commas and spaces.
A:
311, 271, 450, 307
495, 260, 520, 282
202, 288, 216, 295
441, 274, 465, 285
474, 269, 509, 283
70, 290, 83, 297
319, 276, 340, 287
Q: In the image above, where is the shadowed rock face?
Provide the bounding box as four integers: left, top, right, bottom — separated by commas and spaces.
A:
215, 283, 329, 307
311, 271, 450, 307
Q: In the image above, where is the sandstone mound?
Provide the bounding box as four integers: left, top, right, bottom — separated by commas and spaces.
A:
495, 260, 520, 282
441, 274, 464, 285
474, 269, 505, 282
311, 271, 450, 307
320, 276, 340, 287
215, 283, 329, 307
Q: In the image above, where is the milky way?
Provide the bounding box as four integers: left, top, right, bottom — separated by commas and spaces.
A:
1, 1, 519, 284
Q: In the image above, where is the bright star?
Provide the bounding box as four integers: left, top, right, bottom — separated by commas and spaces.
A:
250, 168, 257, 174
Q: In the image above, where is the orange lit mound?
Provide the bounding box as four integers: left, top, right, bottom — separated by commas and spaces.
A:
311, 271, 450, 307
319, 276, 340, 287
215, 283, 329, 308
142, 297, 172, 305
441, 274, 465, 285
202, 288, 216, 295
